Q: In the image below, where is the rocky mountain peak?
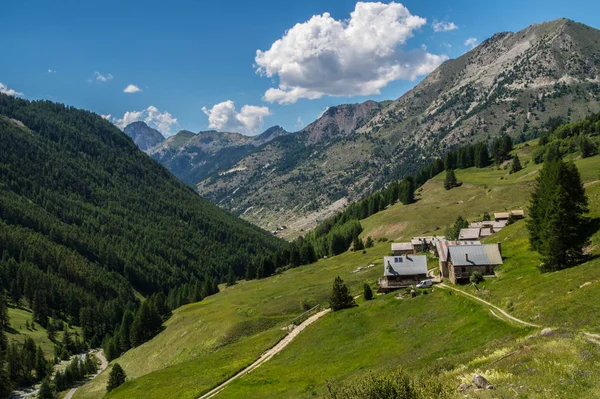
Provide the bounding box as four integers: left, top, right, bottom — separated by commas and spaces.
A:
123, 121, 165, 151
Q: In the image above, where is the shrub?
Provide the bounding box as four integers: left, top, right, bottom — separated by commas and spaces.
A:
363, 284, 373, 301
470, 271, 484, 285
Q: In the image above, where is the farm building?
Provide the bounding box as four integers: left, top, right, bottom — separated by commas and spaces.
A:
494, 210, 525, 221
494, 212, 510, 221
436, 240, 480, 278
391, 242, 414, 255
410, 236, 444, 252
378, 255, 428, 293
458, 228, 481, 241
447, 244, 503, 284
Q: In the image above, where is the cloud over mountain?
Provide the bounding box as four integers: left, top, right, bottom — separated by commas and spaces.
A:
112, 106, 177, 136
0, 82, 23, 97
202, 100, 271, 135
255, 1, 447, 104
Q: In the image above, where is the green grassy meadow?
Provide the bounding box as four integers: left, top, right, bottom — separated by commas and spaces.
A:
6, 306, 80, 358
76, 145, 600, 398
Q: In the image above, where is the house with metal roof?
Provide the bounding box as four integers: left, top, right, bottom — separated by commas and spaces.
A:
378, 255, 428, 293
459, 228, 481, 241
410, 236, 444, 253
435, 240, 481, 278
447, 244, 503, 284
391, 242, 414, 255
494, 212, 510, 221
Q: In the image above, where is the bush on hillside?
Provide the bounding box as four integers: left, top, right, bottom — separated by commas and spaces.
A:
363, 284, 373, 301
470, 271, 484, 285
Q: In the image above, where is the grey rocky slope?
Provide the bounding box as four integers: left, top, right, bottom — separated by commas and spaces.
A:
145, 125, 289, 185
123, 121, 165, 150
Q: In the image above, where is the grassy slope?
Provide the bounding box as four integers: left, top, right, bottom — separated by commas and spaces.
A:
75, 246, 390, 399
78, 143, 600, 398
6, 307, 80, 358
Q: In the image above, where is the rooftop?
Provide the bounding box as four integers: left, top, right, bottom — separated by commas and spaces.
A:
383, 255, 428, 276
436, 240, 481, 262
448, 244, 503, 267
391, 242, 413, 251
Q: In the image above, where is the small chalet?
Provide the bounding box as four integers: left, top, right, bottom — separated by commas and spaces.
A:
410, 236, 443, 253
435, 240, 480, 278
492, 220, 508, 232
510, 210, 525, 220
447, 244, 503, 284
458, 228, 481, 241
391, 242, 414, 255
494, 212, 510, 221
378, 255, 427, 293
494, 210, 525, 222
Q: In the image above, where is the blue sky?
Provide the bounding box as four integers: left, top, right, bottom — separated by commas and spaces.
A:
1, 0, 598, 136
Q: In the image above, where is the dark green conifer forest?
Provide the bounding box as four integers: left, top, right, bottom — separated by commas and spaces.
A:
0, 94, 287, 389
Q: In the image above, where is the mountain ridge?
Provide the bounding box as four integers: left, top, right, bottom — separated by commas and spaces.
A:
194, 18, 600, 236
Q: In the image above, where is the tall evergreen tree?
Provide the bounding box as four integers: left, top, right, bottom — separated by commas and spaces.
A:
329, 277, 355, 311
510, 155, 522, 174
0, 293, 8, 330
37, 378, 54, 399
444, 169, 458, 190
528, 158, 589, 271
106, 363, 127, 392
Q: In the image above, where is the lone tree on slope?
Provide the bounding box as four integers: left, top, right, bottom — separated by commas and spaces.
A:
444, 169, 458, 190
527, 158, 589, 272
510, 154, 522, 174
329, 277, 355, 311
107, 363, 127, 392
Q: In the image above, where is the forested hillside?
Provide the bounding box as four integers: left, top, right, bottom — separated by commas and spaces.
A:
0, 94, 286, 346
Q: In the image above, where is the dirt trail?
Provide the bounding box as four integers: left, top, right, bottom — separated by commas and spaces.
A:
437, 283, 541, 328
64, 351, 108, 399
198, 309, 331, 399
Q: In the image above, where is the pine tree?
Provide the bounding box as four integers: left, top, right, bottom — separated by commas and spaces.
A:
226, 266, 236, 287
0, 293, 8, 330
329, 277, 355, 311
352, 237, 364, 251
527, 158, 589, 271
444, 169, 458, 190
510, 155, 522, 174
38, 377, 54, 399
119, 310, 134, 352
106, 363, 126, 392
365, 236, 374, 248
363, 284, 373, 301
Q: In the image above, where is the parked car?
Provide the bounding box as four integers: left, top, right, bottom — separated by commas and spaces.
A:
416, 279, 433, 288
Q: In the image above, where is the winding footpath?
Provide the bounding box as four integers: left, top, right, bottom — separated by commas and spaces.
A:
436, 283, 541, 328
198, 308, 331, 399
64, 350, 109, 399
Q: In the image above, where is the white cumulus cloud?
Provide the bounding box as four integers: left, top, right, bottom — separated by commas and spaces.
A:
123, 84, 141, 93
201, 100, 271, 135
464, 37, 478, 48
94, 72, 113, 82
47, 69, 56, 74
432, 20, 458, 32
112, 106, 178, 136
100, 114, 112, 120
254, 1, 447, 104
0, 82, 24, 97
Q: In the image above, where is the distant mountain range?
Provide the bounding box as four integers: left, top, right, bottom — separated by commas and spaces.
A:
125, 18, 600, 237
